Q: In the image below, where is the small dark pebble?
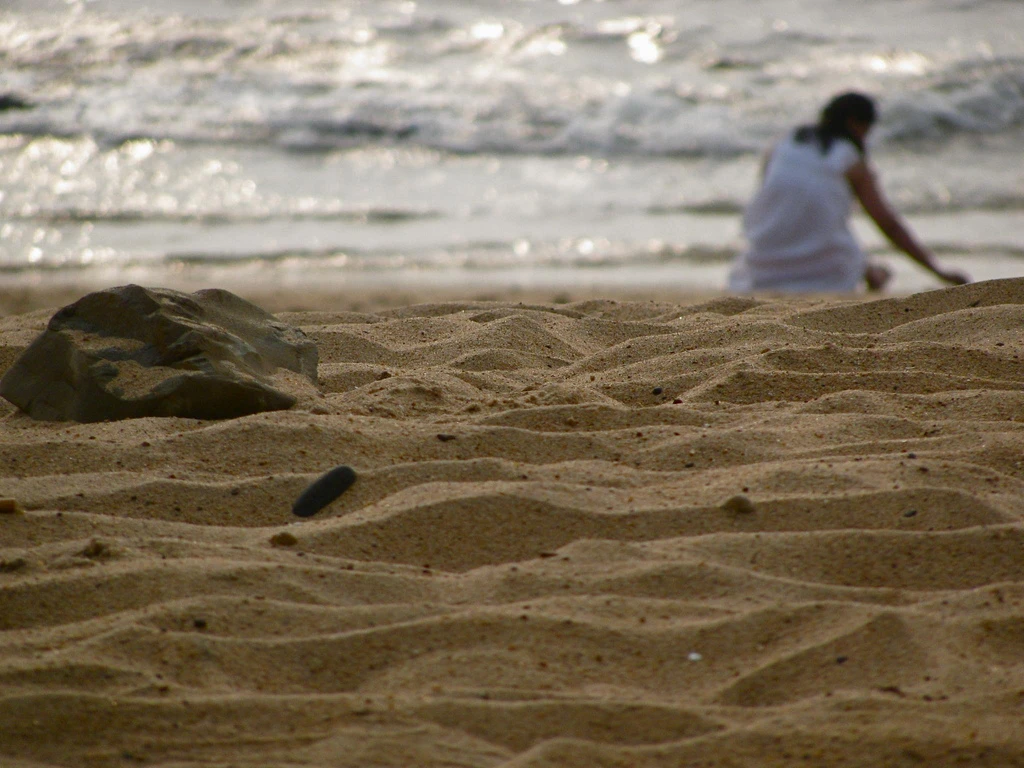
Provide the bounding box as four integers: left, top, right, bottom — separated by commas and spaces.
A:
836, 655, 848, 664
652, 387, 663, 395
81, 539, 111, 560
193, 618, 207, 629
437, 433, 457, 442
0, 498, 24, 514
903, 509, 918, 518
721, 494, 756, 515
292, 465, 357, 518
0, 558, 27, 573
0, 94, 31, 111
270, 532, 299, 547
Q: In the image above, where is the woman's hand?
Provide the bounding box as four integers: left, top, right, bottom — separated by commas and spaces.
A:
848, 161, 970, 286
934, 267, 971, 285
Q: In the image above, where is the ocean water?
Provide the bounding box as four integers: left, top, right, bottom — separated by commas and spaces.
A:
1, 0, 1022, 296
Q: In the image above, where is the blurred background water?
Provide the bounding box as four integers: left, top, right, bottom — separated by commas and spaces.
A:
1, 0, 1022, 296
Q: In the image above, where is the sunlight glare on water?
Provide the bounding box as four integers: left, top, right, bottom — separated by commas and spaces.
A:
0, 0, 1021, 294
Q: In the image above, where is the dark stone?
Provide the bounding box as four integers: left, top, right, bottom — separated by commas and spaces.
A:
292, 465, 357, 518
0, 285, 319, 422
721, 494, 756, 515
0, 94, 31, 111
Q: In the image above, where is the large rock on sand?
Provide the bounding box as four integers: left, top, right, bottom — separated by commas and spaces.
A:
0, 285, 319, 422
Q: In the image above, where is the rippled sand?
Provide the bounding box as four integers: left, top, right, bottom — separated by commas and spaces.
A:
2, 279, 1024, 767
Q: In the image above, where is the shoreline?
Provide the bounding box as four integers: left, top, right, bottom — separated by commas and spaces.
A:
0, 263, 940, 317
0, 274, 736, 317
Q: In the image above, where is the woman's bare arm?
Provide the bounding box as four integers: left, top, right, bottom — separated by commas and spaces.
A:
846, 160, 969, 285
757, 144, 776, 185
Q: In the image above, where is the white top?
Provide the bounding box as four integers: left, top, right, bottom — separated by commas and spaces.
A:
728, 132, 864, 293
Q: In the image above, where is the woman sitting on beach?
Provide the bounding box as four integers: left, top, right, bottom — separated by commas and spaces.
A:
728, 91, 969, 293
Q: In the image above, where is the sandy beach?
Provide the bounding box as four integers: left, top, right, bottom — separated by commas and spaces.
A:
2, 278, 1024, 767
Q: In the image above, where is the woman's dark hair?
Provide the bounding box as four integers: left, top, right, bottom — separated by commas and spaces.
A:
794, 91, 876, 155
